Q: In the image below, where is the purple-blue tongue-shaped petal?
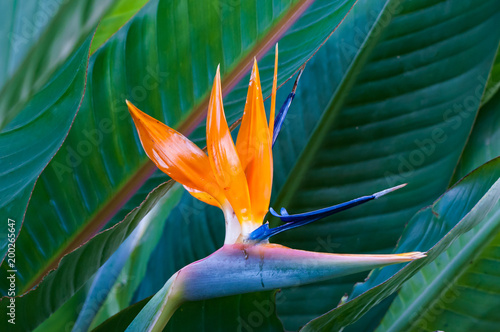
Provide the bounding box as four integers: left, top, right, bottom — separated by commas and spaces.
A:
249, 184, 407, 241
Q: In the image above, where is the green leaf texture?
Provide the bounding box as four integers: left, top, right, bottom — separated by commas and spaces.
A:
0, 0, 118, 128
90, 0, 150, 55
376, 73, 500, 332
0, 37, 91, 261
273, 0, 500, 328
94, 291, 284, 332
454, 90, 500, 181
301, 157, 500, 331
0, 181, 175, 331
377, 204, 500, 332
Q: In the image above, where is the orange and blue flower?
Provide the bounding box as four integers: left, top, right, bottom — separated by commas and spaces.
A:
125, 47, 426, 330
127, 47, 411, 245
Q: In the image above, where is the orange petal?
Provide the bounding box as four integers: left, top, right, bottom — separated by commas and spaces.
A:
183, 185, 221, 208
206, 66, 253, 225
126, 100, 226, 206
269, 44, 278, 137
235, 59, 273, 223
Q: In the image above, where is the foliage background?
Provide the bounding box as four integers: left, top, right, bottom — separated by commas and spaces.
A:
0, 0, 499, 331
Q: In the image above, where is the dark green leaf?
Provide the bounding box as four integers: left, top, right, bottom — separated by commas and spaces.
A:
377, 203, 500, 331
271, 0, 500, 328
92, 296, 152, 332
167, 292, 284, 332
0, 181, 175, 331
34, 285, 89, 332
301, 157, 500, 331
93, 292, 283, 332
374, 66, 500, 332
0, 37, 91, 261
345, 39, 500, 332
481, 45, 500, 106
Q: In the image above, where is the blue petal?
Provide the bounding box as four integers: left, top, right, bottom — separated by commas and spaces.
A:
273, 195, 375, 223
248, 184, 407, 242
280, 207, 289, 216
272, 68, 304, 146
269, 207, 281, 217
272, 93, 294, 145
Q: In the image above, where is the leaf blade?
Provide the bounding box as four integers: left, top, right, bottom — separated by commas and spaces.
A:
0, 0, 119, 129
0, 36, 92, 262
301, 157, 500, 331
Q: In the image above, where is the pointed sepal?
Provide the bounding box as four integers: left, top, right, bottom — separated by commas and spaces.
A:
236, 58, 273, 225
126, 100, 226, 206
206, 66, 253, 226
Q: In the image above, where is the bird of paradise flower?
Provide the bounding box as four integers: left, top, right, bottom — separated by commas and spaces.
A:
125, 46, 425, 330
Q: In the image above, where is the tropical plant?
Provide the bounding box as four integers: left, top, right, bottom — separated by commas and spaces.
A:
0, 0, 499, 331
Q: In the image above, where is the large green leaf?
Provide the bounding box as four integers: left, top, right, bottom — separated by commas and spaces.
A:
1, 0, 356, 309
301, 157, 500, 331
0, 0, 129, 261
377, 204, 500, 331
273, 0, 500, 249
374, 73, 500, 332
0, 37, 91, 261
93, 291, 284, 332
73, 183, 184, 331
0, 0, 124, 265
0, 181, 175, 331
343, 70, 500, 332
0, 0, 119, 129
35, 286, 90, 332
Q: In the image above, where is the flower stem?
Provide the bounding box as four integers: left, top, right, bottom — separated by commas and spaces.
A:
125, 272, 185, 332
